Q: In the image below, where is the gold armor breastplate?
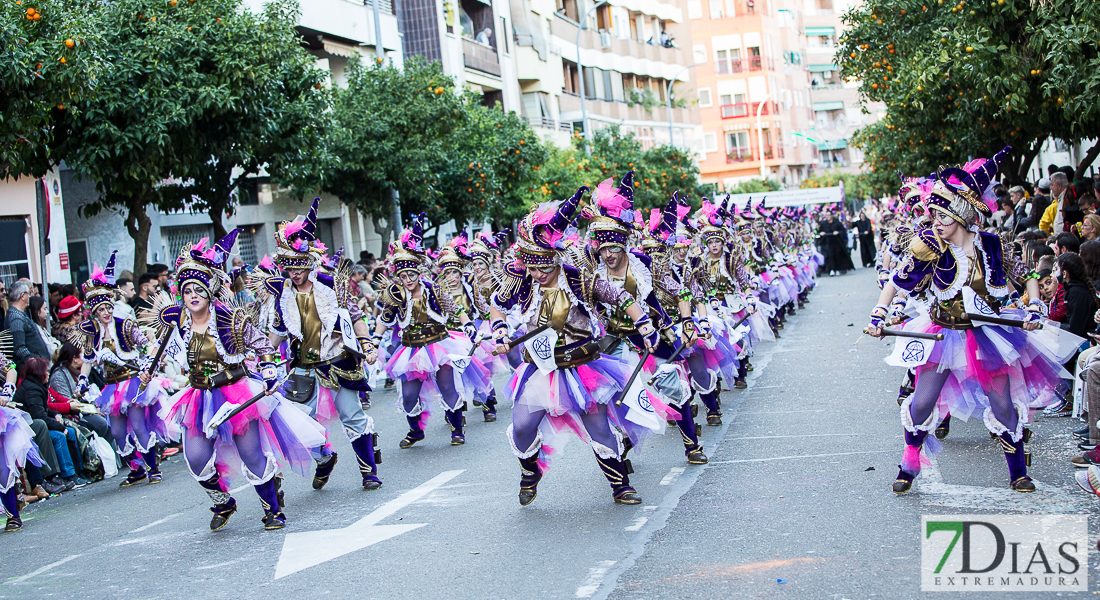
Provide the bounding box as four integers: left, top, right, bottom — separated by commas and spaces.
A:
189, 330, 225, 376
606, 267, 638, 337
930, 252, 999, 329
295, 290, 323, 364
402, 294, 448, 347
706, 256, 730, 299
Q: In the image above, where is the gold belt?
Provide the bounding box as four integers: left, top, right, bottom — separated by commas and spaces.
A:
522, 338, 601, 369
104, 367, 140, 385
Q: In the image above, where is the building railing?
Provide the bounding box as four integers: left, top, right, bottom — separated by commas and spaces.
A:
749, 55, 762, 71
719, 101, 777, 119
462, 38, 501, 76
726, 145, 784, 164
522, 116, 574, 132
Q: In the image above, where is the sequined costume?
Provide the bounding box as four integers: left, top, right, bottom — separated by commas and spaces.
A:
0, 355, 44, 532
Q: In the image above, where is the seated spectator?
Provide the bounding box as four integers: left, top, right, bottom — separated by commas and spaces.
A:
13, 357, 87, 488
1058, 252, 1098, 339
1077, 214, 1100, 242
7, 281, 50, 368
53, 296, 82, 342
1051, 231, 1081, 256
1082, 240, 1100, 289
29, 295, 61, 361
48, 343, 111, 441
1038, 269, 1065, 323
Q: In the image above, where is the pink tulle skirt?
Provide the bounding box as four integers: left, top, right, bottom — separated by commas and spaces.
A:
386, 332, 493, 413
163, 377, 327, 482
95, 376, 170, 454
0, 406, 43, 493
509, 355, 678, 465
902, 311, 1077, 421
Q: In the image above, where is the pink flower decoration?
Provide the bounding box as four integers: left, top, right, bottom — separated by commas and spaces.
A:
314, 241, 327, 254
677, 203, 691, 220
594, 177, 631, 218
200, 246, 218, 261
284, 219, 306, 238
259, 254, 275, 270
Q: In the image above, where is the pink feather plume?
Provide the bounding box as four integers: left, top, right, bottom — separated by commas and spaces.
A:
648, 209, 661, 232
284, 219, 306, 238
90, 263, 104, 282
259, 254, 275, 270
594, 177, 631, 218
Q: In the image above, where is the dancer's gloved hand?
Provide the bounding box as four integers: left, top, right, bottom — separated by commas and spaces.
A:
680, 318, 697, 346
698, 317, 712, 339
866, 304, 888, 338
0, 382, 14, 406
76, 374, 89, 399
462, 321, 478, 341
635, 315, 659, 350
1024, 300, 1044, 331
260, 361, 279, 395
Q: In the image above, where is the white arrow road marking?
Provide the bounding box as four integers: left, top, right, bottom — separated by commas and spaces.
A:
6, 555, 81, 585
273, 470, 464, 579
916, 459, 1087, 513
658, 467, 685, 486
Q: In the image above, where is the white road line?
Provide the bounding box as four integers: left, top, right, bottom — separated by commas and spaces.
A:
230, 484, 250, 494
732, 433, 860, 440
575, 560, 617, 598
6, 554, 81, 585
709, 450, 894, 465
658, 467, 685, 486
128, 512, 183, 534
623, 507, 657, 532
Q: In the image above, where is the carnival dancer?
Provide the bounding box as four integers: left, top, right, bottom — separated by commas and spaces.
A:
148, 229, 328, 530
438, 232, 509, 422
0, 355, 44, 533
865, 148, 1076, 493
489, 187, 674, 506
368, 215, 491, 448
256, 199, 382, 491
587, 176, 726, 465
71, 252, 170, 487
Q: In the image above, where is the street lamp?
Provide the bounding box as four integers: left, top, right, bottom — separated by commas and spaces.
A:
577, 0, 608, 155
665, 62, 704, 148
755, 91, 773, 180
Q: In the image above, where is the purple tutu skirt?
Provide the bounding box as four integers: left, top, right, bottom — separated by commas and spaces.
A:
387, 332, 493, 414
508, 355, 678, 468
0, 406, 44, 493
901, 311, 1077, 421
95, 376, 170, 454
164, 377, 327, 484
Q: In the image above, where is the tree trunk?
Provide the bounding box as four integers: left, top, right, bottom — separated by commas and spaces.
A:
1075, 144, 1100, 181
208, 203, 228, 242
1015, 142, 1042, 183
372, 213, 393, 259
126, 194, 152, 278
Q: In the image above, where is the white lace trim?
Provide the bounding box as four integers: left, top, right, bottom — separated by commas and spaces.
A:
507, 424, 543, 458
241, 452, 279, 485
900, 394, 939, 433
396, 279, 449, 329
596, 252, 654, 315
179, 303, 246, 365
982, 400, 1029, 442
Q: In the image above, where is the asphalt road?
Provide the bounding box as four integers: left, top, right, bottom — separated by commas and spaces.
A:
3, 264, 1099, 599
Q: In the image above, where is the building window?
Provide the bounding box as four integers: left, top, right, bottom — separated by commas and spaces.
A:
719, 93, 747, 118
725, 131, 752, 161
748, 46, 762, 71
698, 87, 712, 107
163, 225, 215, 267
0, 219, 30, 285
563, 60, 579, 94
556, 0, 578, 21
688, 0, 702, 19
704, 132, 718, 153
693, 44, 707, 64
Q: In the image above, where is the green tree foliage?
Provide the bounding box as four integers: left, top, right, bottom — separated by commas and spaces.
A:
585, 126, 708, 209
1, 0, 101, 179
726, 178, 780, 194
837, 0, 1100, 185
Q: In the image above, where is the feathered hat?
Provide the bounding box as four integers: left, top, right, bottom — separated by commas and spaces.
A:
927, 147, 1009, 226
274, 198, 327, 269
436, 230, 470, 272
468, 229, 507, 265
697, 196, 735, 243
641, 193, 682, 251
515, 187, 585, 266
583, 172, 637, 251
175, 228, 242, 298
391, 213, 428, 274
83, 251, 120, 311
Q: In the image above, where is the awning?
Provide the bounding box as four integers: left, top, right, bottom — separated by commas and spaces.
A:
807, 64, 837, 73
817, 139, 848, 150
805, 26, 835, 36
323, 39, 358, 58
813, 101, 844, 111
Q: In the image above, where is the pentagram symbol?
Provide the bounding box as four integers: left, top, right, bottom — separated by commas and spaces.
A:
973, 295, 995, 316
532, 335, 553, 360
451, 358, 469, 370
636, 389, 653, 411
902, 340, 926, 363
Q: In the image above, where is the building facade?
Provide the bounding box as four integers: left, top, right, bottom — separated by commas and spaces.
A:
690, 0, 817, 189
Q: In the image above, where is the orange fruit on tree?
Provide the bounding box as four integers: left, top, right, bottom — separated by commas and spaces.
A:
59, 57, 66, 63
65, 39, 74, 47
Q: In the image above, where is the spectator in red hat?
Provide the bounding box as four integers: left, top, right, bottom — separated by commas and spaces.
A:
53, 296, 82, 343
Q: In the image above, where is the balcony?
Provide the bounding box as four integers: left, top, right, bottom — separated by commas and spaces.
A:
522, 116, 574, 133
749, 55, 762, 71
725, 145, 784, 164
463, 38, 500, 76
719, 101, 778, 119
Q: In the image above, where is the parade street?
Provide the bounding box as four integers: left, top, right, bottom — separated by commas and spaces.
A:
2, 266, 1097, 599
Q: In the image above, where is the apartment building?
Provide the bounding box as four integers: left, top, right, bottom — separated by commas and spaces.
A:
399, 0, 523, 112
804, 0, 881, 172
509, 0, 700, 149
690, 0, 816, 189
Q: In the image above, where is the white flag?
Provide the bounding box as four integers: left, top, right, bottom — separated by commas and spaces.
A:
337, 308, 362, 354
620, 378, 663, 431
524, 328, 559, 375
885, 335, 935, 367
961, 287, 997, 326
447, 355, 471, 372
162, 327, 189, 368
